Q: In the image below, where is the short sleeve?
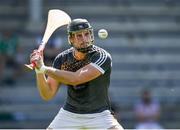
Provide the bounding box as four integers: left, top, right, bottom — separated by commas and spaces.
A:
90, 50, 112, 74
52, 54, 63, 69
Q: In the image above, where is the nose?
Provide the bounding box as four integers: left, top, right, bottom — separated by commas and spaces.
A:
81, 33, 88, 42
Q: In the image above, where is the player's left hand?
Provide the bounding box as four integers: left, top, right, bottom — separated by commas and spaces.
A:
30, 50, 44, 69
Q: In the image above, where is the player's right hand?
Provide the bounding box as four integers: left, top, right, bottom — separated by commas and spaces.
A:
30, 50, 44, 69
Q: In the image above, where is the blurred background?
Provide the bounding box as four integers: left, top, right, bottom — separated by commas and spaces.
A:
0, 0, 180, 129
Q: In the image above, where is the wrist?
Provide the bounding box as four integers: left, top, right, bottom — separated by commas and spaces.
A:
35, 65, 49, 74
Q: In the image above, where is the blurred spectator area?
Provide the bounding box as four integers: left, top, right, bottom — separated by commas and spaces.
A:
0, 0, 180, 129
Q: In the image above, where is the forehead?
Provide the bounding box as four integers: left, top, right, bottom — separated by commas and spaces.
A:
71, 29, 90, 35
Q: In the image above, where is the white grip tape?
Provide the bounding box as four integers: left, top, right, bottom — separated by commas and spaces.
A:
35, 65, 48, 74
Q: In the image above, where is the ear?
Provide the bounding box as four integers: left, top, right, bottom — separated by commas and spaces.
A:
68, 35, 74, 45
69, 35, 74, 43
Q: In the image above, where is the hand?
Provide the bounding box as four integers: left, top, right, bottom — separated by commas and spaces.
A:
30, 50, 44, 69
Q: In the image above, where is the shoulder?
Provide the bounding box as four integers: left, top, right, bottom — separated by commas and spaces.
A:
92, 45, 111, 56
55, 47, 73, 60
90, 45, 112, 62
52, 47, 73, 68
92, 45, 110, 53
89, 45, 112, 73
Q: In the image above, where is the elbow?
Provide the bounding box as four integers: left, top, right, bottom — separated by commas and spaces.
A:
68, 77, 81, 86
42, 96, 52, 101
40, 93, 53, 101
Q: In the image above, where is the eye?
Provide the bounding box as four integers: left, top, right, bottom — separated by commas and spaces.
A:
76, 34, 82, 38
85, 32, 90, 36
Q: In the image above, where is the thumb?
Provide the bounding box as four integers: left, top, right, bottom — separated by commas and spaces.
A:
39, 50, 44, 59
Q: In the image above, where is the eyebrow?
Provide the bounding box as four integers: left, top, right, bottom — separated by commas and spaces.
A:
71, 29, 89, 34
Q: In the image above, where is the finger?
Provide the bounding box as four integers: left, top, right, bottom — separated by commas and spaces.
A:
30, 55, 41, 62
33, 49, 39, 53
30, 58, 40, 64
30, 51, 38, 57
31, 50, 40, 55
39, 50, 43, 56
31, 56, 40, 61
30, 53, 35, 58
31, 54, 41, 60
30, 51, 41, 58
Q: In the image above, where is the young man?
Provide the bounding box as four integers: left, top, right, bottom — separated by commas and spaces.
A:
134, 90, 163, 129
30, 18, 124, 129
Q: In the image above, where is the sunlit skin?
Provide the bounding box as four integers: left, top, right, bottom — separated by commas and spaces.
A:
30, 29, 101, 101
30, 30, 92, 66
29, 18, 123, 129
70, 29, 92, 60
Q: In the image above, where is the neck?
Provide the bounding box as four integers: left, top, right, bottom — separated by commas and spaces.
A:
73, 50, 86, 60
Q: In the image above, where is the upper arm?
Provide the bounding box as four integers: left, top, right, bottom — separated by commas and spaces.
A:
47, 54, 63, 96
46, 76, 61, 98
74, 64, 102, 85
90, 50, 112, 74
74, 51, 112, 85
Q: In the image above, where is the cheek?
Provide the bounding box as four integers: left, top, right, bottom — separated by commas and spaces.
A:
71, 38, 79, 46
75, 37, 82, 44
70, 37, 76, 44
70, 38, 74, 43
86, 35, 91, 41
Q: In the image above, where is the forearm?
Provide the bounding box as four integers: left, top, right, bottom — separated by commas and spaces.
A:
42, 64, 101, 86
36, 73, 54, 100
30, 51, 60, 100
44, 66, 78, 85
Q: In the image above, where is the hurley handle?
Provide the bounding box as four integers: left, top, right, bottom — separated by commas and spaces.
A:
25, 43, 45, 70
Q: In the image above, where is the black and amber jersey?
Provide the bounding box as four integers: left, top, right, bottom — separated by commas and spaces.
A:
53, 45, 112, 114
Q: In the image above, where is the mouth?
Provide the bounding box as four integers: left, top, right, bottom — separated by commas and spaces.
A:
80, 42, 89, 48
80, 43, 88, 48
75, 44, 93, 53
